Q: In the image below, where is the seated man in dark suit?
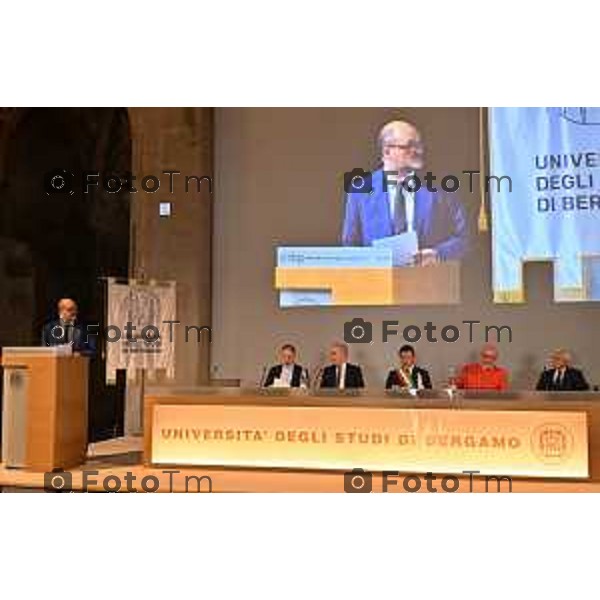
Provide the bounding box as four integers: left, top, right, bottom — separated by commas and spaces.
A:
536, 349, 590, 392
263, 343, 308, 388
385, 344, 432, 390
320, 342, 365, 389
41, 297, 95, 355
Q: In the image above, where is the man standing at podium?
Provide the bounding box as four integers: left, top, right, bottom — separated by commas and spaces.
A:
320, 342, 365, 389
42, 298, 95, 354
341, 120, 468, 264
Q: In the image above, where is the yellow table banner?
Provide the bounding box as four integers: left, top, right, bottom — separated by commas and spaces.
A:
151, 404, 589, 479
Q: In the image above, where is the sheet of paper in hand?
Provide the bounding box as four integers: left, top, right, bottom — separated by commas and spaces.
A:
372, 231, 419, 266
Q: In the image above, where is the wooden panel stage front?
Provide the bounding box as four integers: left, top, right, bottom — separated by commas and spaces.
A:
2, 390, 600, 492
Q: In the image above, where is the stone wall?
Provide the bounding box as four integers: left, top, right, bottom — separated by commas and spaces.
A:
128, 108, 213, 385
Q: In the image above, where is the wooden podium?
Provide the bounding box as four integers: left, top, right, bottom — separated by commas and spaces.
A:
1, 348, 89, 472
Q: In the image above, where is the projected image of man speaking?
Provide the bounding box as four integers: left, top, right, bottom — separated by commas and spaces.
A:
341, 120, 468, 265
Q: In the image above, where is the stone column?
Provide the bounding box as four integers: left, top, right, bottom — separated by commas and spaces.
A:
125, 108, 213, 433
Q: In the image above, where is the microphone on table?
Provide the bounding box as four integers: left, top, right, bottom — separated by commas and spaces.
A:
447, 365, 457, 390
446, 365, 458, 400
312, 366, 324, 392
300, 367, 310, 389
258, 366, 268, 388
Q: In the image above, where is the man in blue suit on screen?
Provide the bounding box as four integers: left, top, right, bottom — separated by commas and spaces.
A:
341, 120, 468, 265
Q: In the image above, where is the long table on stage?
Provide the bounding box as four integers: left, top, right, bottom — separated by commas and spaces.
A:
142, 388, 600, 489
2, 389, 600, 492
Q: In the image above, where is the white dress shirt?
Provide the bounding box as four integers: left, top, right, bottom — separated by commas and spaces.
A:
279, 363, 294, 386
553, 368, 566, 385
337, 362, 347, 390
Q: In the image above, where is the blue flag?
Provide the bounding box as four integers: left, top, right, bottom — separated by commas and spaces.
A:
489, 107, 600, 302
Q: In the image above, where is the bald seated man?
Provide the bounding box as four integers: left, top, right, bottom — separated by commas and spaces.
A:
536, 349, 590, 392
456, 344, 508, 391
42, 298, 95, 354
342, 120, 468, 264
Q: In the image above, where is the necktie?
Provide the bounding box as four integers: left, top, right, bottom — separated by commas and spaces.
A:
336, 367, 341, 388
553, 369, 563, 389
393, 186, 407, 235
61, 321, 72, 344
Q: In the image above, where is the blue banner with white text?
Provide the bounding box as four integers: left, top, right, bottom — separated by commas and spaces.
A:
489, 107, 600, 302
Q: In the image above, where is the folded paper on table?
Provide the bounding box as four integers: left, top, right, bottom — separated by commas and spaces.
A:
271, 378, 290, 388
